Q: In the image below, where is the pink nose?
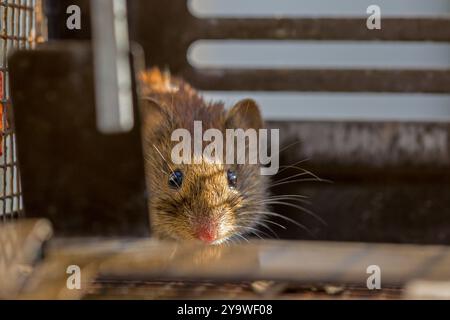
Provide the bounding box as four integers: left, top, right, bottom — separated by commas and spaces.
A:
195, 224, 217, 243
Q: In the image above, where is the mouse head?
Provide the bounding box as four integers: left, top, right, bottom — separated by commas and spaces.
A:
141, 97, 269, 244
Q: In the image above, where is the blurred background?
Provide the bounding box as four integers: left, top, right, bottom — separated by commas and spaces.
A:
1, 0, 450, 300
191, 0, 450, 122
2, 0, 450, 244
43, 0, 450, 121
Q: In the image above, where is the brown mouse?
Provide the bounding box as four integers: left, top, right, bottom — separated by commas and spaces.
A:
139, 68, 269, 244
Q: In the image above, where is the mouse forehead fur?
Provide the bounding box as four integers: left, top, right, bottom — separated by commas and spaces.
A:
139, 68, 263, 138
139, 68, 265, 183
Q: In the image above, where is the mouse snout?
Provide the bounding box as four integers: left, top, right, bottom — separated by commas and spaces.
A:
194, 218, 218, 244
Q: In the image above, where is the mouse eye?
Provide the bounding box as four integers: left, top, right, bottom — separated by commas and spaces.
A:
168, 170, 183, 189
227, 169, 237, 189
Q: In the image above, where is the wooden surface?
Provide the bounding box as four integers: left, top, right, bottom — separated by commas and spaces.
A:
1, 220, 449, 299
83, 280, 404, 300
45, 238, 450, 288
0, 219, 52, 298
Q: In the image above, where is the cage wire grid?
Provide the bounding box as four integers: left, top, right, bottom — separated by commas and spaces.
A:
0, 0, 39, 221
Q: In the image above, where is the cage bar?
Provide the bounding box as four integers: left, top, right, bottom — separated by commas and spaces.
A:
0, 0, 41, 222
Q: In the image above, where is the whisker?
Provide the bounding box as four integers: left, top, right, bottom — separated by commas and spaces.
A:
255, 196, 311, 206
257, 222, 279, 238
240, 219, 280, 238
143, 153, 169, 175
257, 218, 286, 230
267, 194, 309, 199
152, 144, 185, 196
272, 172, 313, 185
232, 233, 249, 244
269, 178, 332, 189
258, 201, 326, 226
153, 144, 176, 174
236, 225, 271, 239
275, 140, 303, 155
277, 158, 310, 174
240, 211, 314, 237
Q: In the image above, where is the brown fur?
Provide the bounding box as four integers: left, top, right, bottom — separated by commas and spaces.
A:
139, 68, 269, 244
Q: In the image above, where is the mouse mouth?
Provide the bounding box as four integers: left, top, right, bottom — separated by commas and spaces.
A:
156, 228, 234, 245
151, 209, 239, 244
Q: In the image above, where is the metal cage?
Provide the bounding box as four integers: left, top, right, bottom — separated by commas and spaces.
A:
1, 0, 450, 300
0, 0, 43, 221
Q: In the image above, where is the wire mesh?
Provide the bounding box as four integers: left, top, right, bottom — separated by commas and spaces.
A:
0, 0, 40, 222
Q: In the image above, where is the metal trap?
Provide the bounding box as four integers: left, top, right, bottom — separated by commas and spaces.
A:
0, 0, 42, 221
1, 0, 450, 300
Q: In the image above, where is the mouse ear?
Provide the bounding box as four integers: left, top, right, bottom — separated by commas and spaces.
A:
139, 98, 166, 137
226, 98, 264, 130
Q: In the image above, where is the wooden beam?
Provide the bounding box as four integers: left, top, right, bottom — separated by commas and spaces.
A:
195, 17, 450, 42
185, 68, 450, 93
44, 239, 450, 288
0, 219, 53, 298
